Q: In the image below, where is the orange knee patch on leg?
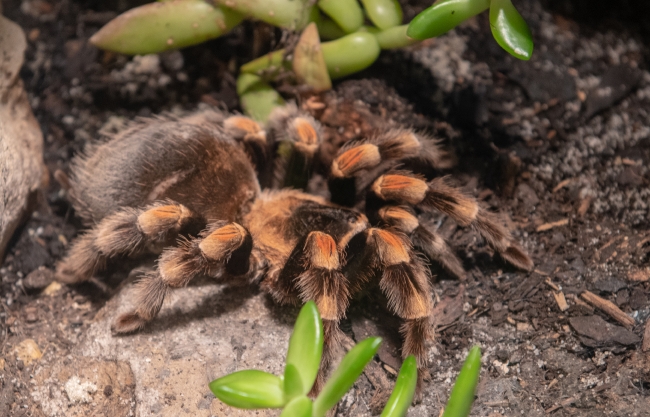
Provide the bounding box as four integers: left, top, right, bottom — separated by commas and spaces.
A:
372, 174, 428, 205
331, 144, 381, 178
378, 206, 419, 233
137, 205, 190, 236
224, 116, 266, 143
199, 223, 246, 260
368, 228, 410, 265
291, 117, 320, 155
305, 232, 339, 270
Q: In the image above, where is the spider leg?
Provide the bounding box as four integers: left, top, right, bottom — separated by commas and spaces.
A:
372, 172, 534, 271
221, 114, 270, 175
267, 230, 350, 392
362, 228, 434, 390
330, 128, 454, 179
112, 221, 253, 333
379, 206, 466, 280
328, 128, 454, 206
56, 202, 203, 284
266, 104, 323, 189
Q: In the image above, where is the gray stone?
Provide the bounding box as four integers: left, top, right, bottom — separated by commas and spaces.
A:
0, 15, 47, 260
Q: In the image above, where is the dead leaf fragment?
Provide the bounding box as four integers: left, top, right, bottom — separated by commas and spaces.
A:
292, 22, 331, 92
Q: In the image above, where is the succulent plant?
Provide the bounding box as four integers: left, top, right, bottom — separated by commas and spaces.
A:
209, 301, 417, 417
91, 0, 532, 118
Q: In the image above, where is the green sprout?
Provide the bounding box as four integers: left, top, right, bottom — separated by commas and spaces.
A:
90, 0, 533, 120
209, 301, 418, 417
442, 345, 482, 417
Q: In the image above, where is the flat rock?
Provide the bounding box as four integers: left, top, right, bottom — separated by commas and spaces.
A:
32, 281, 294, 417
0, 15, 47, 260
569, 315, 640, 349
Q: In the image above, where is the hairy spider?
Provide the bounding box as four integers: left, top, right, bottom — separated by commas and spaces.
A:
56, 104, 533, 389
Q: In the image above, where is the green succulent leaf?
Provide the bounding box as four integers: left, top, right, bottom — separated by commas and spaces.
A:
283, 364, 304, 400
209, 369, 285, 409
406, 0, 490, 40
360, 0, 403, 30
380, 355, 418, 417
279, 395, 313, 417
90, 0, 244, 55
292, 23, 333, 92
442, 345, 482, 417
284, 301, 324, 398
313, 337, 382, 417
489, 0, 533, 60
237, 73, 285, 122
318, 0, 364, 33
321, 32, 381, 79
216, 0, 314, 30
316, 16, 348, 40
373, 25, 417, 50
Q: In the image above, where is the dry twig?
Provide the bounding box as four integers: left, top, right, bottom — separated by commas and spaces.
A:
581, 291, 635, 329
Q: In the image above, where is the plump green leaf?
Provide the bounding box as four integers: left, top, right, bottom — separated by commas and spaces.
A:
90, 0, 244, 55
318, 0, 364, 33
209, 369, 285, 409
284, 301, 324, 398
380, 356, 418, 417
489, 0, 533, 60
406, 0, 489, 40
220, 0, 315, 29
442, 345, 482, 417
237, 73, 285, 122
321, 32, 380, 79
292, 23, 333, 92
283, 364, 305, 400
360, 0, 403, 30
313, 337, 382, 417
279, 395, 313, 417
373, 25, 417, 50
316, 16, 347, 40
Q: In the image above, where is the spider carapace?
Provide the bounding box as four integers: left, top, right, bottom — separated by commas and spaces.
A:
56, 104, 533, 389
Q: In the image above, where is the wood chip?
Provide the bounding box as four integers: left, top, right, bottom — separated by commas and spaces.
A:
581, 291, 635, 329
484, 400, 510, 407
552, 178, 575, 192
545, 396, 578, 413
553, 292, 569, 312
577, 196, 592, 216
643, 319, 650, 352
536, 218, 569, 232
567, 294, 594, 312
517, 322, 532, 331
544, 279, 560, 291
628, 268, 650, 282
622, 157, 641, 166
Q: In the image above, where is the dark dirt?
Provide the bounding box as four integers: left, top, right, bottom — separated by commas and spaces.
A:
2, 0, 650, 416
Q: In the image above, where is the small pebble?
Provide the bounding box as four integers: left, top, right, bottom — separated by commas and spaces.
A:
23, 267, 54, 292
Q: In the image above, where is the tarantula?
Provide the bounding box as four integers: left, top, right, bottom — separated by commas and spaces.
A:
56, 104, 533, 388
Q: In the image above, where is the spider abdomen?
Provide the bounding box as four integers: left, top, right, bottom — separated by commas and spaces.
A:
68, 113, 260, 224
